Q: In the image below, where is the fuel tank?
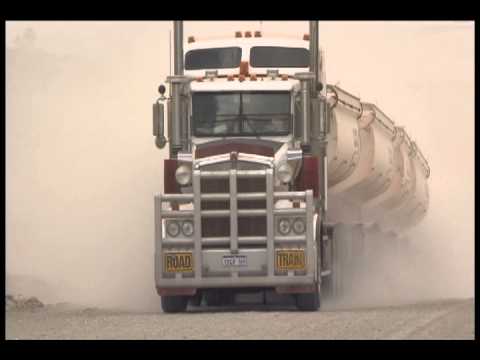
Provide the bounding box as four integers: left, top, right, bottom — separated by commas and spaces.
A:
324, 85, 430, 236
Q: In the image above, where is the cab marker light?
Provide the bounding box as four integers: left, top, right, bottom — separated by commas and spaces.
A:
205, 70, 218, 80
267, 69, 279, 79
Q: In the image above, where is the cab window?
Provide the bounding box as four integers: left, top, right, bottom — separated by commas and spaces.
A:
250, 46, 309, 68
185, 47, 242, 70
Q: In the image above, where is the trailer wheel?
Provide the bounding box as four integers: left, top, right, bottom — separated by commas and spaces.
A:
161, 295, 188, 313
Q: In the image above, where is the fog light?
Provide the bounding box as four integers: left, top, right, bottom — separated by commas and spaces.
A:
278, 218, 291, 235
175, 165, 192, 185
181, 220, 194, 237
166, 221, 181, 237
292, 218, 306, 234
276, 162, 293, 184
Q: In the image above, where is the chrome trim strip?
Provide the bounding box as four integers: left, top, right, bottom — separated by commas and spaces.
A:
154, 195, 163, 283
266, 168, 275, 277
161, 208, 307, 218
161, 210, 194, 218
193, 170, 202, 279
159, 191, 309, 202
200, 170, 267, 179
230, 169, 238, 252
161, 235, 307, 247
156, 275, 315, 288
195, 152, 274, 169
305, 190, 314, 276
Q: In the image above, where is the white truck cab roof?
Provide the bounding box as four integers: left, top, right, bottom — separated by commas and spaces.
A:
184, 33, 312, 78
190, 77, 299, 92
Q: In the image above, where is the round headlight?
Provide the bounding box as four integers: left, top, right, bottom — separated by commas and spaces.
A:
278, 218, 291, 235
276, 162, 293, 184
166, 220, 180, 237
175, 165, 192, 186
292, 218, 306, 234
181, 220, 194, 237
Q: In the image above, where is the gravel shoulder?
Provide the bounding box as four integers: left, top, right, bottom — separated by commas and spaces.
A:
5, 298, 474, 340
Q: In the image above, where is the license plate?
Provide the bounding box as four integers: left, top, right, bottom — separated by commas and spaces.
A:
222, 255, 248, 267
275, 249, 306, 271
164, 252, 193, 273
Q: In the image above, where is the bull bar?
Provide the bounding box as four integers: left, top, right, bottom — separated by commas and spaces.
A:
154, 167, 316, 289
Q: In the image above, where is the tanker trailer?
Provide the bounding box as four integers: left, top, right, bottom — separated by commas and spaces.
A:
321, 85, 430, 296
151, 21, 430, 312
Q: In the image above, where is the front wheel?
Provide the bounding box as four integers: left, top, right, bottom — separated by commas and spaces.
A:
161, 295, 188, 313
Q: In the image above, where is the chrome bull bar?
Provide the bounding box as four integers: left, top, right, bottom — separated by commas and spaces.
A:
154, 168, 315, 287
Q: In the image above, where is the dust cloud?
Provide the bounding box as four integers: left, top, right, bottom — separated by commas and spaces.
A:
6, 21, 474, 310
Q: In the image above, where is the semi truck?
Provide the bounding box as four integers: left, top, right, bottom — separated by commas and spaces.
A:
152, 21, 430, 312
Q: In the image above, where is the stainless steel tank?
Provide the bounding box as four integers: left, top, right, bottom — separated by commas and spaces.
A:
324, 84, 430, 236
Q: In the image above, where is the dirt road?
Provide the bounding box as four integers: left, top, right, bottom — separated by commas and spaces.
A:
5, 298, 474, 340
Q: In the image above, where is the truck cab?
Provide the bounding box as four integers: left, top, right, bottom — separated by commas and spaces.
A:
152, 29, 328, 312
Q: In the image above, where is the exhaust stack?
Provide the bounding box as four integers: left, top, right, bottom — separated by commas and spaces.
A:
309, 21, 319, 96
169, 21, 189, 155
174, 21, 184, 76
308, 21, 328, 216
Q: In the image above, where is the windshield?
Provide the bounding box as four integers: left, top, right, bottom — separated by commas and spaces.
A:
250, 46, 309, 68
185, 47, 242, 70
192, 92, 291, 137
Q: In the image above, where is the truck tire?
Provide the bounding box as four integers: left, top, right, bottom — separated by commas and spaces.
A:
296, 286, 320, 311
319, 222, 335, 300
204, 290, 222, 306
189, 291, 202, 307
204, 289, 234, 306
321, 275, 334, 299
161, 295, 188, 313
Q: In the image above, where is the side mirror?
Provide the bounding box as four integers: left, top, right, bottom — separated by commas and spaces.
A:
158, 84, 167, 101
153, 102, 167, 149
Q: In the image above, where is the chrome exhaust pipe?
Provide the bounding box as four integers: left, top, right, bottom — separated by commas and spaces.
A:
309, 21, 319, 96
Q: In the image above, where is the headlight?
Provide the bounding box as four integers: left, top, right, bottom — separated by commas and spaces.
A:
292, 218, 306, 234
276, 162, 293, 184
181, 220, 194, 237
277, 218, 291, 235
166, 220, 180, 237
175, 165, 192, 185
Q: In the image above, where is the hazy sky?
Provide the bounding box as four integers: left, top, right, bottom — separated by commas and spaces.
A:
6, 21, 474, 308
